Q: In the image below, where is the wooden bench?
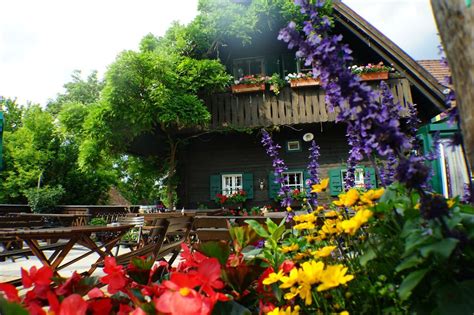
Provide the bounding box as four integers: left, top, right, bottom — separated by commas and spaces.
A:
192, 215, 287, 242
0, 216, 46, 261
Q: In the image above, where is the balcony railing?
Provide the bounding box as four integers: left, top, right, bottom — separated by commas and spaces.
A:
204, 78, 412, 129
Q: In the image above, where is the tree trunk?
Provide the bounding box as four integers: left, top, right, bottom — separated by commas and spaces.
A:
166, 139, 178, 210
431, 0, 474, 170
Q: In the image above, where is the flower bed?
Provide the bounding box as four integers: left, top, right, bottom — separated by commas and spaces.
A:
231, 83, 265, 93
350, 62, 393, 81
286, 71, 320, 88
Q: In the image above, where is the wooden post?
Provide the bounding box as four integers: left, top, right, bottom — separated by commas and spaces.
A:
431, 0, 474, 169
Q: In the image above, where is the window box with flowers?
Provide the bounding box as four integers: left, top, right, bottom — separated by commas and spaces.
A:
231, 75, 268, 94
350, 62, 394, 81
286, 71, 321, 88
215, 190, 248, 210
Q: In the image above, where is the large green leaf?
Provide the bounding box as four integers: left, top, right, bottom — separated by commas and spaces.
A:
398, 268, 429, 300
359, 248, 376, 266
197, 241, 231, 265
244, 219, 269, 238
419, 238, 459, 259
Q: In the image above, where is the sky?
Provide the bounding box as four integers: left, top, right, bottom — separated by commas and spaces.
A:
0, 0, 441, 106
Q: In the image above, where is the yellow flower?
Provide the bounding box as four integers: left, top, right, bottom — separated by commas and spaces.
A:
279, 267, 299, 289
414, 203, 420, 210
340, 210, 373, 235
267, 305, 300, 315
293, 212, 317, 223
293, 252, 309, 260
311, 178, 329, 193
281, 243, 299, 253
262, 270, 284, 285
333, 189, 359, 207
286, 206, 293, 212
447, 199, 455, 208
294, 222, 316, 230
340, 311, 350, 315
312, 245, 337, 258
300, 260, 324, 285
360, 188, 384, 205
317, 264, 354, 291
324, 210, 339, 218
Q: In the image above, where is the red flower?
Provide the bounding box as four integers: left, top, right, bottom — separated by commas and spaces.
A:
87, 298, 113, 315
194, 258, 224, 296
118, 303, 134, 315
256, 267, 275, 295
178, 244, 208, 271
101, 257, 128, 294
0, 283, 20, 302
279, 260, 295, 273
87, 287, 105, 299
59, 294, 88, 315
21, 266, 53, 288
155, 272, 210, 315
55, 271, 82, 296
292, 189, 300, 196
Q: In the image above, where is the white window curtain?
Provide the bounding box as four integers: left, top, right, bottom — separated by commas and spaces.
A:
439, 139, 470, 198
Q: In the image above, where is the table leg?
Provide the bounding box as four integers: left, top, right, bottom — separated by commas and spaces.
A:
24, 238, 77, 277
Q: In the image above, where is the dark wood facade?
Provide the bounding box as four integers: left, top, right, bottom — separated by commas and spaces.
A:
178, 124, 350, 209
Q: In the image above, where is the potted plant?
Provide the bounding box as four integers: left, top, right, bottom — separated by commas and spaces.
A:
268, 73, 286, 95
286, 71, 321, 87
231, 75, 268, 93
350, 62, 394, 81
215, 189, 248, 210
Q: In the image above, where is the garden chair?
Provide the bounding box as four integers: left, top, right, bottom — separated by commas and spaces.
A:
114, 214, 145, 256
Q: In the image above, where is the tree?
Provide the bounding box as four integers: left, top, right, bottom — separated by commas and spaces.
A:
431, 0, 474, 170
80, 35, 230, 208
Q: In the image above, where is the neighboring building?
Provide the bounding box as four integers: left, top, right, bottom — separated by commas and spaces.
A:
175, 2, 453, 209
417, 60, 471, 198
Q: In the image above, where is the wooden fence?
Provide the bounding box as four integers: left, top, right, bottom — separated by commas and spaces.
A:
204, 78, 412, 129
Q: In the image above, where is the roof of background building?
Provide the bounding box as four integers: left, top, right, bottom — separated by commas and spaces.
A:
417, 60, 451, 86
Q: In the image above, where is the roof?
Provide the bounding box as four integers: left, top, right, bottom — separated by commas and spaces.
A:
417, 60, 451, 86
333, 1, 447, 112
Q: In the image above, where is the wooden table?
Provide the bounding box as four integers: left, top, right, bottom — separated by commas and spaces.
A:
9, 212, 92, 226
2, 225, 132, 277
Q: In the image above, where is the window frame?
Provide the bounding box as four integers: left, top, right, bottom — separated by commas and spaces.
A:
233, 56, 266, 78
221, 173, 244, 196
341, 168, 365, 189
286, 140, 302, 152
282, 170, 304, 191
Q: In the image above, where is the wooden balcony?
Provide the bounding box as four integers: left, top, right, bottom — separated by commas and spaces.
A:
204, 78, 412, 129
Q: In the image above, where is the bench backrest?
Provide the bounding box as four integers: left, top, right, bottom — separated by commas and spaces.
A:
0, 216, 44, 229
155, 216, 194, 264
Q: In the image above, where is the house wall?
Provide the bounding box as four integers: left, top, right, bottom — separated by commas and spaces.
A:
177, 123, 350, 209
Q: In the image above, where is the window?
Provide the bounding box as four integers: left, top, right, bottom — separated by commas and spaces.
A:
282, 171, 304, 191
438, 138, 470, 198
341, 168, 365, 189
328, 167, 376, 196
222, 174, 243, 196
286, 140, 301, 152
233, 57, 265, 78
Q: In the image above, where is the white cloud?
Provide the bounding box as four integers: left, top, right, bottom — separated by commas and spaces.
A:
0, 0, 198, 105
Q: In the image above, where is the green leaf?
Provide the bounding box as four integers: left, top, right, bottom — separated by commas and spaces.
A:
244, 219, 269, 238
395, 255, 424, 273
359, 248, 377, 266
197, 241, 231, 265
398, 268, 429, 300
0, 298, 29, 315
436, 280, 474, 315
271, 225, 286, 242
419, 238, 459, 259
266, 218, 278, 234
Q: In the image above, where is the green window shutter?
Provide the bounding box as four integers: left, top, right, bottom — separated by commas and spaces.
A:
243, 173, 254, 199
268, 172, 280, 199
365, 167, 377, 188
210, 175, 221, 200
329, 168, 343, 196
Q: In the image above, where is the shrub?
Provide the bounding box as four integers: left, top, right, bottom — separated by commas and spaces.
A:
23, 185, 65, 213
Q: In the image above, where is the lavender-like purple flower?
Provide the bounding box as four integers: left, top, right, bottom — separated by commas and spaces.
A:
279, 1, 430, 191
462, 183, 472, 204
307, 140, 320, 205
261, 129, 292, 207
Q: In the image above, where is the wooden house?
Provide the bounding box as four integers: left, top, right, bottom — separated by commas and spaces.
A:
176, 2, 458, 209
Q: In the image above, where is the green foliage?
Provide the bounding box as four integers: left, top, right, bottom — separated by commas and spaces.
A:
89, 217, 107, 226
24, 184, 65, 213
